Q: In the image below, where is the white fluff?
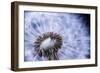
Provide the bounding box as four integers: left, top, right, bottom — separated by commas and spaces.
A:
40, 37, 55, 50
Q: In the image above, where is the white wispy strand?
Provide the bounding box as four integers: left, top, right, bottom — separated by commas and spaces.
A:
24, 11, 90, 61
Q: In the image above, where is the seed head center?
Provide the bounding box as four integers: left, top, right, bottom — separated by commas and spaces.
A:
40, 37, 56, 50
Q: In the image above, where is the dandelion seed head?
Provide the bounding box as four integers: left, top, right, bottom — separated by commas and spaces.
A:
24, 11, 90, 61
33, 32, 62, 60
